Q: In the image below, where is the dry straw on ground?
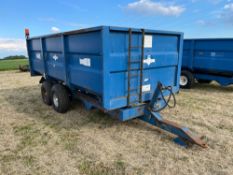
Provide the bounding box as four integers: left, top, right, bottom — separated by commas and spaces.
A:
0, 71, 233, 175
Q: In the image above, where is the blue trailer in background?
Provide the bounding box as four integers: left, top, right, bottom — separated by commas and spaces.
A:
180, 39, 233, 88
25, 26, 207, 148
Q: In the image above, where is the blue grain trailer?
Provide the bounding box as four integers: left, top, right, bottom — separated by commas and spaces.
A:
180, 39, 233, 88
25, 26, 207, 148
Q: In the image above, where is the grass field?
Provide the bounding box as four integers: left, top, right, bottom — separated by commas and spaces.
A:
0, 71, 233, 175
0, 59, 28, 71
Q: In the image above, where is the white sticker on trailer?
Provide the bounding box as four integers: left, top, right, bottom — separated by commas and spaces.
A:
53, 54, 59, 61
211, 52, 216, 57
80, 58, 91, 67
142, 84, 151, 92
144, 35, 153, 48
143, 55, 155, 66
36, 53, 41, 60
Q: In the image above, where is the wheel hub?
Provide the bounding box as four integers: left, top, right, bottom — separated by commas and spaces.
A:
180, 75, 188, 86
53, 94, 59, 107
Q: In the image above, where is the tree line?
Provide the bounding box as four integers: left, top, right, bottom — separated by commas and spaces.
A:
1, 55, 28, 60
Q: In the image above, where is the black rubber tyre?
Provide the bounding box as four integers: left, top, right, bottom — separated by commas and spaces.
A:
51, 84, 70, 113
197, 79, 212, 84
41, 81, 52, 105
180, 70, 194, 89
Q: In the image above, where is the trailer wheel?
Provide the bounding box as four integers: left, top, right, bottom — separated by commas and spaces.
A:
51, 84, 70, 113
41, 81, 52, 105
180, 70, 194, 89
197, 79, 212, 84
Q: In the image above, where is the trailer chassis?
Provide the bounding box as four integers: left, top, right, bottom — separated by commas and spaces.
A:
76, 82, 208, 148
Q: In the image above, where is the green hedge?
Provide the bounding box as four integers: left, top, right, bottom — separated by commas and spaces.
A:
0, 59, 28, 71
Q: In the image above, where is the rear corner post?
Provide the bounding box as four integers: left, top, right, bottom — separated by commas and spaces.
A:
61, 34, 69, 86
40, 37, 47, 79
102, 26, 111, 110
25, 29, 36, 76
176, 33, 184, 90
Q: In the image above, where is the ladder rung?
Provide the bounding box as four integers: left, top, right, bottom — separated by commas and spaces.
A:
129, 100, 139, 104
129, 60, 141, 63
128, 68, 139, 71
128, 88, 138, 92
129, 93, 139, 96
129, 74, 138, 78
128, 86, 146, 90
130, 46, 141, 49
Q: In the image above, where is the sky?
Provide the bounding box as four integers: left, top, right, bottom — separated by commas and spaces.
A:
0, 0, 233, 58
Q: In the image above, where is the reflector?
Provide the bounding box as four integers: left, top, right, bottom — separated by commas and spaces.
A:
25, 28, 30, 38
